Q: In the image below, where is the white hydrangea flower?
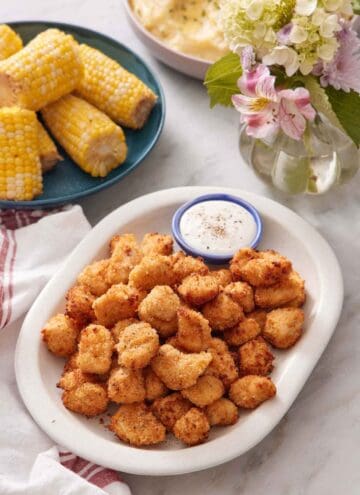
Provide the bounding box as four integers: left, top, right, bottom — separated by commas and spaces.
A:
262, 45, 299, 75
295, 0, 317, 16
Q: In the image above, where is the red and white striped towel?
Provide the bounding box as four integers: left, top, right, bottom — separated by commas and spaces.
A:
0, 207, 131, 495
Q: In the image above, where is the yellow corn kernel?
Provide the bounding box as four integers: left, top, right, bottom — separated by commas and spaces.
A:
0, 28, 83, 111
0, 107, 42, 201
41, 94, 127, 177
37, 120, 62, 173
76, 44, 157, 129
0, 25, 23, 61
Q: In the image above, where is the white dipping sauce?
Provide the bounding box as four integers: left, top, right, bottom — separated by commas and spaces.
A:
179, 200, 257, 256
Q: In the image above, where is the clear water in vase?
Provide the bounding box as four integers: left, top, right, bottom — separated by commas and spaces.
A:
239, 117, 359, 195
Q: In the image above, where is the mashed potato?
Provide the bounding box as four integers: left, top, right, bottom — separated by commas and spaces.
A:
130, 0, 229, 62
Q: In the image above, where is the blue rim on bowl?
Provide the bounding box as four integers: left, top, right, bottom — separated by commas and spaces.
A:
171, 193, 263, 264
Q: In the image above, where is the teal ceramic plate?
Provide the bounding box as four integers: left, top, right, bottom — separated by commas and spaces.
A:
0, 21, 165, 209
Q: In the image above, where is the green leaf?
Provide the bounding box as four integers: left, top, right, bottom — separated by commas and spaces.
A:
204, 53, 242, 108
352, 0, 360, 14
325, 86, 360, 146
303, 76, 345, 134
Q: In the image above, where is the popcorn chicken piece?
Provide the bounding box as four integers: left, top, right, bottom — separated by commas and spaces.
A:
247, 309, 268, 331
144, 367, 168, 401
93, 283, 140, 327
109, 403, 166, 446
65, 285, 95, 326
141, 232, 173, 256
171, 251, 209, 282
181, 375, 224, 407
77, 259, 110, 297
138, 285, 180, 337
238, 337, 274, 376
224, 282, 255, 313
63, 352, 80, 372
205, 398, 238, 426
230, 248, 291, 287
229, 375, 276, 409
202, 293, 243, 331
211, 269, 233, 288
263, 307, 304, 349
173, 408, 210, 446
178, 273, 219, 306
255, 270, 305, 309
151, 344, 212, 390
116, 322, 159, 369
106, 234, 142, 285
151, 392, 192, 430
42, 314, 79, 357
77, 324, 113, 374
224, 317, 261, 347
111, 318, 139, 343
129, 255, 176, 290
177, 306, 212, 352
59, 369, 108, 417
205, 338, 238, 388
107, 366, 145, 403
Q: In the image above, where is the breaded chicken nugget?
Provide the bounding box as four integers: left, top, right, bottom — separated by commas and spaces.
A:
151, 392, 192, 430
144, 367, 168, 401
77, 259, 110, 297
239, 255, 291, 288
205, 338, 238, 388
141, 233, 173, 256
202, 293, 243, 331
129, 255, 176, 290
238, 337, 274, 376
106, 234, 142, 285
205, 398, 239, 426
111, 318, 139, 343
116, 322, 159, 369
255, 270, 305, 309
151, 344, 212, 390
211, 269, 233, 288
42, 314, 79, 357
77, 324, 113, 374
181, 375, 224, 407
107, 367, 145, 403
173, 408, 210, 446
178, 273, 219, 306
177, 306, 212, 352
65, 285, 95, 326
138, 286, 180, 337
229, 375, 276, 408
246, 309, 268, 331
93, 283, 140, 327
171, 251, 209, 283
263, 307, 304, 349
224, 317, 261, 347
58, 368, 94, 390
109, 403, 166, 446
230, 247, 258, 279
62, 383, 108, 417
223, 282, 255, 313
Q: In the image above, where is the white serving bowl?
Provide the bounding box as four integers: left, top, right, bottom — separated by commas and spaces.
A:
15, 186, 343, 476
123, 0, 211, 80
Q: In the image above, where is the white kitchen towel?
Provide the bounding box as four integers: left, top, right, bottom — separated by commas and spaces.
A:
0, 206, 131, 495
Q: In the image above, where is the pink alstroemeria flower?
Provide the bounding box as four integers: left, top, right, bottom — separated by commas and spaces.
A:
278, 88, 316, 140
232, 65, 280, 139
232, 62, 316, 141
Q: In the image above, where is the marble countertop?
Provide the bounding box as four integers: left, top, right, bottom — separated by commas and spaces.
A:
2, 1, 360, 493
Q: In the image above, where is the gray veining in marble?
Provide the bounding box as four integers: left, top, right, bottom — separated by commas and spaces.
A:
1, 1, 360, 493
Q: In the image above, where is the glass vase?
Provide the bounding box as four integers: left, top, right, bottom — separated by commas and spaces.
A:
239, 116, 360, 195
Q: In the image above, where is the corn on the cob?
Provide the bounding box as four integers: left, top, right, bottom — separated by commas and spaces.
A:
37, 120, 62, 173
76, 44, 157, 129
0, 25, 23, 61
0, 107, 42, 200
0, 28, 83, 111
41, 94, 127, 177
